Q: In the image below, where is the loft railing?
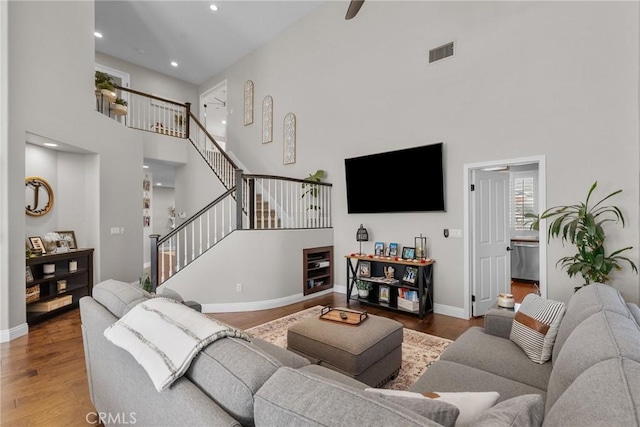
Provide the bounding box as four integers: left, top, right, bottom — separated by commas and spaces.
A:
245, 174, 332, 230
94, 85, 333, 288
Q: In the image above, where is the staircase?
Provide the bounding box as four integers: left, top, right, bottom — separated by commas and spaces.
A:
255, 194, 282, 229
100, 85, 332, 289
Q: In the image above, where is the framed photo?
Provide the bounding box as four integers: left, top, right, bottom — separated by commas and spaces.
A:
55, 230, 77, 249
358, 260, 371, 278
374, 242, 384, 256
389, 242, 399, 257
26, 266, 34, 283
403, 266, 418, 285
28, 236, 46, 254
379, 285, 390, 303
143, 197, 151, 209
402, 246, 415, 260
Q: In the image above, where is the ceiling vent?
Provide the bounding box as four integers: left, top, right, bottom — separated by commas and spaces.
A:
429, 42, 455, 63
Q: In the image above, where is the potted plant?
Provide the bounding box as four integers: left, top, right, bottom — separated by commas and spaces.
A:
95, 71, 116, 102
301, 170, 325, 225
356, 280, 372, 298
139, 272, 152, 293
528, 181, 637, 288
112, 97, 128, 115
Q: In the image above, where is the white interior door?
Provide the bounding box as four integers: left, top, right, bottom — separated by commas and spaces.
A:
472, 170, 510, 316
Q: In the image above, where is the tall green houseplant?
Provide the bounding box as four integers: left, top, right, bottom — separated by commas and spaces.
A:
529, 181, 637, 285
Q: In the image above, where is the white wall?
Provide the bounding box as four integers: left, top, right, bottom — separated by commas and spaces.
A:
95, 52, 199, 116
25, 143, 98, 253
4, 1, 143, 336
200, 1, 640, 307
164, 229, 333, 308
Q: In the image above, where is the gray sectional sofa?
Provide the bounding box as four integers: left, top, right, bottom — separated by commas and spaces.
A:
80, 280, 640, 426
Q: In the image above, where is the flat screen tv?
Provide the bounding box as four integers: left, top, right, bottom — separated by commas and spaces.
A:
344, 142, 445, 213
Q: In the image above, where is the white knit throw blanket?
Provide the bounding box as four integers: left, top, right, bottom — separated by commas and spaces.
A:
104, 297, 249, 392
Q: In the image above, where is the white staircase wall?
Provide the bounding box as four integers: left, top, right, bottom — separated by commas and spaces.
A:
162, 228, 333, 311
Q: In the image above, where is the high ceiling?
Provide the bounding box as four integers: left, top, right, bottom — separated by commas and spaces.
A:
95, 0, 326, 86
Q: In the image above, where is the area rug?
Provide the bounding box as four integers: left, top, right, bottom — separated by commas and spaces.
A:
246, 305, 452, 390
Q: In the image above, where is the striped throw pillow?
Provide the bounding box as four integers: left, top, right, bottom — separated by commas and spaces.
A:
510, 294, 566, 364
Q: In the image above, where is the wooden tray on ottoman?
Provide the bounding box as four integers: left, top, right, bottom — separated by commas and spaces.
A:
319, 306, 368, 326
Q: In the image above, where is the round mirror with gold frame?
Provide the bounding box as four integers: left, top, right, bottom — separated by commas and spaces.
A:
25, 176, 54, 216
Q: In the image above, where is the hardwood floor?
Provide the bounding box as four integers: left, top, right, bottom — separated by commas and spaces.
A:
1, 292, 483, 426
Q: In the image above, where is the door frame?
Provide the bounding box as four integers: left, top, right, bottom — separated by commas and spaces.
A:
463, 155, 547, 319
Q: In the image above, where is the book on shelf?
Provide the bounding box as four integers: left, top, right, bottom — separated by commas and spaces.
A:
398, 287, 418, 301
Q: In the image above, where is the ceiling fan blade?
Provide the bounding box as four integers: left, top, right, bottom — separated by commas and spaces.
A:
345, 0, 364, 20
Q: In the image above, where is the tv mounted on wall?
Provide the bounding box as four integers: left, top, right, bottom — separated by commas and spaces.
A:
344, 142, 445, 214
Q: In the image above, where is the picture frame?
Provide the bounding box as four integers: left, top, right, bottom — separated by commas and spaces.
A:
358, 260, 371, 278
374, 242, 385, 256
379, 285, 390, 303
389, 242, 399, 257
403, 266, 418, 285
55, 230, 77, 250
26, 266, 34, 283
28, 236, 46, 254
402, 246, 415, 260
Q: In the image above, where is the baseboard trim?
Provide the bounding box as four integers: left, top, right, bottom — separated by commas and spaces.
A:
434, 303, 467, 319
0, 322, 28, 342
203, 288, 335, 313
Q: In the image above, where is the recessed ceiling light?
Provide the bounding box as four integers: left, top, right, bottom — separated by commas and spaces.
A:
156, 183, 162, 186
222, 120, 226, 124
44, 142, 58, 147
143, 165, 149, 169
210, 4, 218, 11
136, 48, 146, 55
171, 61, 178, 67
94, 32, 103, 38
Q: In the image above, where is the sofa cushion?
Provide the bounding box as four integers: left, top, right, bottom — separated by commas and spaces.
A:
92, 279, 151, 318
363, 389, 460, 427
627, 303, 640, 326
254, 367, 442, 426
543, 358, 640, 426
545, 310, 640, 412
439, 327, 552, 391
472, 394, 544, 427
509, 294, 565, 364
410, 360, 547, 403
553, 283, 631, 362
250, 337, 311, 369
186, 336, 284, 426
365, 389, 498, 427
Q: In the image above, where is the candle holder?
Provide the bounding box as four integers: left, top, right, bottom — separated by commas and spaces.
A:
414, 234, 427, 260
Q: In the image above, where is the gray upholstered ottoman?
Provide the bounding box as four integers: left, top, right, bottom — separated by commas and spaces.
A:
287, 311, 403, 387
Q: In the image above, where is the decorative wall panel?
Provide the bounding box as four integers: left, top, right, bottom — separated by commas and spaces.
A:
283, 112, 296, 165
244, 80, 254, 126
262, 95, 273, 143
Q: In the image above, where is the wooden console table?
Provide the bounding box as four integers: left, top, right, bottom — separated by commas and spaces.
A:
346, 255, 434, 319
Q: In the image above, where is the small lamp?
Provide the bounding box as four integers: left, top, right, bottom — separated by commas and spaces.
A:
356, 224, 369, 255
415, 234, 427, 260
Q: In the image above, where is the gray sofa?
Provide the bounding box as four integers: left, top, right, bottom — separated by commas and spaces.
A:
80, 280, 640, 426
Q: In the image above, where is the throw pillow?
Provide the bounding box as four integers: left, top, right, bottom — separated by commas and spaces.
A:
365, 389, 499, 427
364, 389, 459, 427
510, 293, 566, 364
472, 394, 544, 427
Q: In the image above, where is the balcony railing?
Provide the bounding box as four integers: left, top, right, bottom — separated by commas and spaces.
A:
94, 85, 333, 288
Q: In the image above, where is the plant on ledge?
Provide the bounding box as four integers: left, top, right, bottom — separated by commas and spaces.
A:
301, 169, 325, 212
528, 181, 637, 286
